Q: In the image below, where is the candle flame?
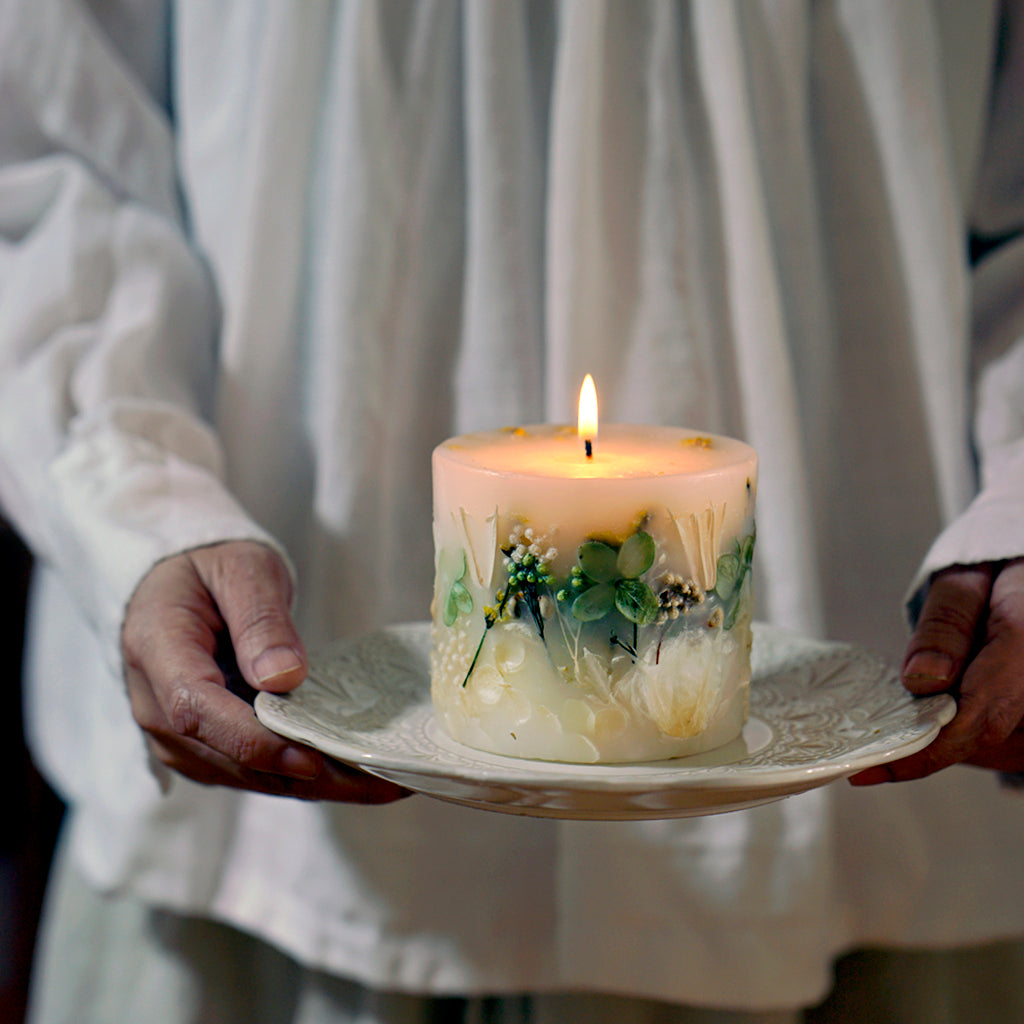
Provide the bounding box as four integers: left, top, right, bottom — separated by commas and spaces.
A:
578, 374, 598, 458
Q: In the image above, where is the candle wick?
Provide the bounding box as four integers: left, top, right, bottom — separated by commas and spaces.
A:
585, 439, 593, 459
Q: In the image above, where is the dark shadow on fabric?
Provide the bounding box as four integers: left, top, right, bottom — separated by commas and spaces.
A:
0, 519, 64, 1024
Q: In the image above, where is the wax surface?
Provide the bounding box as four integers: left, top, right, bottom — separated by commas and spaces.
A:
439, 423, 755, 477
431, 424, 757, 764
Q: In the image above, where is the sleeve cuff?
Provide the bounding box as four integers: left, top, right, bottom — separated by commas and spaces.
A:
49, 411, 294, 677
904, 447, 1024, 624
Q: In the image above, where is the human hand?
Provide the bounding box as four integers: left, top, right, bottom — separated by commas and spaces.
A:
121, 540, 408, 802
850, 558, 1024, 784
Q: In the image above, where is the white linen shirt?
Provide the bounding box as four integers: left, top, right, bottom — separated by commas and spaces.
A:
4, 0, 1024, 1010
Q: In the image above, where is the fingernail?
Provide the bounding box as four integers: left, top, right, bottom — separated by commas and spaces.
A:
277, 746, 320, 780
904, 651, 954, 683
254, 646, 303, 686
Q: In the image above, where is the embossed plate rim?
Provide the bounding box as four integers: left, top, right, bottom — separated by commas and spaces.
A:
255, 623, 955, 817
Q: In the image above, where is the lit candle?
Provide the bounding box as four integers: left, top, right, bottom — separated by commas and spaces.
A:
431, 380, 757, 764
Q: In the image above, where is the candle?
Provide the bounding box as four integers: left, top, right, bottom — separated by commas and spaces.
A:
431, 387, 757, 763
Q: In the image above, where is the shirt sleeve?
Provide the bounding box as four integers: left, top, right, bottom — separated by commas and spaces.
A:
905, 0, 1024, 619
0, 0, 283, 674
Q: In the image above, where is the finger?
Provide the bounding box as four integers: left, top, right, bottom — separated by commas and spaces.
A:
132, 650, 407, 801
126, 603, 321, 778
190, 542, 308, 692
307, 760, 411, 803
850, 563, 992, 785
143, 721, 409, 802
852, 560, 1024, 784
900, 563, 995, 695
961, 559, 1024, 770
904, 561, 1024, 772
124, 558, 321, 780
129, 627, 408, 800
851, 644, 1023, 785
123, 550, 409, 802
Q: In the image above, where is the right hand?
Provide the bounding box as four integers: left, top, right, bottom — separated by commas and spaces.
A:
850, 558, 1024, 784
121, 540, 408, 802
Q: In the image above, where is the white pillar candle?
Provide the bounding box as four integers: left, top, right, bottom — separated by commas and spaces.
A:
431, 419, 757, 764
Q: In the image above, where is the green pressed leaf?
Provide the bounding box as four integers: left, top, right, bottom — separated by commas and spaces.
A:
452, 581, 474, 614
572, 582, 616, 621
615, 578, 659, 625
617, 530, 656, 579
715, 552, 741, 600
578, 540, 619, 583
440, 547, 467, 584
443, 589, 460, 627
740, 532, 755, 567
723, 592, 744, 630
443, 575, 474, 627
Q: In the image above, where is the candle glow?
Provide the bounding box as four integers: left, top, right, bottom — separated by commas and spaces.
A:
578, 374, 598, 459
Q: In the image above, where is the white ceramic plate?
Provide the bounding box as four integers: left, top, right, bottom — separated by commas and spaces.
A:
255, 622, 955, 820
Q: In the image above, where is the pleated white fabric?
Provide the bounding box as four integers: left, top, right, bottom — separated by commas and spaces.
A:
28, 834, 1024, 1024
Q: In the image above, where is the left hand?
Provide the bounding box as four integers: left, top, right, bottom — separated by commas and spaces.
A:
850, 557, 1024, 784
122, 541, 409, 802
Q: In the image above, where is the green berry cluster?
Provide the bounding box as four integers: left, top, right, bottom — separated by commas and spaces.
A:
507, 549, 556, 590
556, 564, 588, 604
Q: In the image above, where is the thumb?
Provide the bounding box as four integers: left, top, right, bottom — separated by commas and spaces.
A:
190, 541, 308, 692
902, 563, 995, 695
